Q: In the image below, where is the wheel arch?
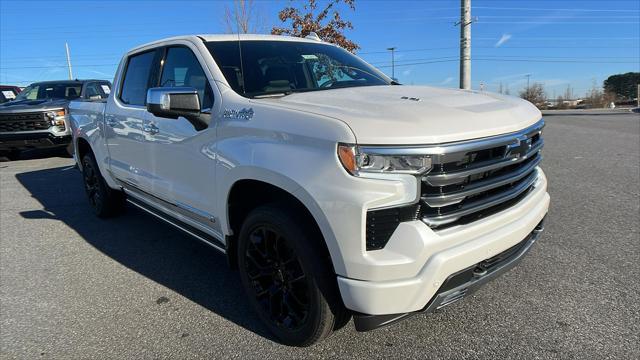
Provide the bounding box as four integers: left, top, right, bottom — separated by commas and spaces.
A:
75, 136, 92, 171
223, 173, 344, 275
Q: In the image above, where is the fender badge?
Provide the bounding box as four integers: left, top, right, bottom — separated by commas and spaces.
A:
223, 108, 254, 120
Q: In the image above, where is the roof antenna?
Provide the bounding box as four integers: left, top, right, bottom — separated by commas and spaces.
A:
236, 27, 246, 94
305, 32, 321, 42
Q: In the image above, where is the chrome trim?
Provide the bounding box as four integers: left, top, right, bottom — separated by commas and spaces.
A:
359, 119, 544, 156
127, 199, 226, 254
116, 179, 223, 238
146, 86, 199, 108
176, 201, 217, 224
424, 140, 543, 187
422, 155, 542, 207
422, 169, 539, 227
422, 222, 542, 313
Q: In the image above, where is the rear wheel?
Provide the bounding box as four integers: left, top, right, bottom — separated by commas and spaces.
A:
81, 153, 125, 217
237, 204, 348, 346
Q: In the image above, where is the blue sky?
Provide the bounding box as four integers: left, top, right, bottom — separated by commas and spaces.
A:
1, 0, 638, 98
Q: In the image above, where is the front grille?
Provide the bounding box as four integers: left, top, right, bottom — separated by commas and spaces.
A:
364, 120, 544, 250
421, 120, 544, 229
0, 112, 50, 132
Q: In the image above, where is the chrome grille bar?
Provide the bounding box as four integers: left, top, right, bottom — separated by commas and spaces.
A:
422, 154, 542, 207
424, 139, 544, 187
417, 119, 545, 229
422, 169, 539, 227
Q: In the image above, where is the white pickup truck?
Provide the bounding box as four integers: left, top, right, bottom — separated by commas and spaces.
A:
70, 34, 549, 346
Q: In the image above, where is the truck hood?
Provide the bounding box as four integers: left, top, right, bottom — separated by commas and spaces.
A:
259, 85, 542, 144
0, 98, 69, 113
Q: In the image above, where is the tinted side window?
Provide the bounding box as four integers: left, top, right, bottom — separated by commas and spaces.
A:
84, 83, 101, 98
85, 82, 111, 99
120, 51, 156, 106
160, 47, 213, 110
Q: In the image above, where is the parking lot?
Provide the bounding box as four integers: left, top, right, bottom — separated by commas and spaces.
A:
1, 111, 638, 359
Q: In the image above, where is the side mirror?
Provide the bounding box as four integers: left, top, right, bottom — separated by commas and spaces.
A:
146, 87, 208, 130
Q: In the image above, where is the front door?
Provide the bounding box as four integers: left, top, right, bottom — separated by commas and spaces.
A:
142, 45, 220, 233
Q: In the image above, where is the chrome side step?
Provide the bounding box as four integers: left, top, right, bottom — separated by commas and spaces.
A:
126, 197, 226, 254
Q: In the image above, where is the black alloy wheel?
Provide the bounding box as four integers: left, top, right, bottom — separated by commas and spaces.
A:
82, 156, 103, 210
244, 224, 310, 330
81, 153, 125, 217
237, 204, 349, 346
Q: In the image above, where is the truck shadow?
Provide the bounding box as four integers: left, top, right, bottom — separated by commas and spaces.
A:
15, 165, 274, 342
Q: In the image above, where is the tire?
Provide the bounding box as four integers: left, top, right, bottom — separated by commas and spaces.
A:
2, 150, 20, 161
81, 152, 125, 217
237, 204, 349, 347
60, 143, 74, 158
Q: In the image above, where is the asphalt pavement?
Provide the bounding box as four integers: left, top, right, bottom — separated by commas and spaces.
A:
1, 111, 638, 359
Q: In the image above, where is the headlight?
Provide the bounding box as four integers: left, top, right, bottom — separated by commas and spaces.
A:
46, 109, 66, 128
338, 144, 432, 176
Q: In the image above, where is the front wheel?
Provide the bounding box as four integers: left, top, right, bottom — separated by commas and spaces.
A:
237, 204, 348, 346
81, 153, 125, 217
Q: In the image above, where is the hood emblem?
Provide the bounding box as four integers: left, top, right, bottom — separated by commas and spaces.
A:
401, 96, 421, 102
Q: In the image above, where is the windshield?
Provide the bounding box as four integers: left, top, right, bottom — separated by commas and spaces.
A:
205, 40, 391, 98
14, 82, 82, 101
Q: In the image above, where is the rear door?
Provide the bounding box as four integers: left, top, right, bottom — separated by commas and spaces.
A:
142, 44, 220, 232
104, 49, 160, 192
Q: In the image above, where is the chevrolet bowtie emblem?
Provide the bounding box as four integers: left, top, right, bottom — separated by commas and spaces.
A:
505, 135, 532, 158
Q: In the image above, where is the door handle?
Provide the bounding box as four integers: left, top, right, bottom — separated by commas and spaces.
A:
143, 123, 159, 135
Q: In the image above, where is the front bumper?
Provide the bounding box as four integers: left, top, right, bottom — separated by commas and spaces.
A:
0, 132, 71, 150
337, 169, 550, 319
353, 218, 544, 331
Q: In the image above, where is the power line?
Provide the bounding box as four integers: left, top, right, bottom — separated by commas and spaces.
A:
472, 6, 640, 12
359, 44, 638, 55
376, 58, 639, 68
478, 21, 640, 24
370, 54, 639, 64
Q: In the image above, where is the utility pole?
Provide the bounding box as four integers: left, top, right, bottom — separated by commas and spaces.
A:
387, 47, 397, 81
65, 42, 73, 80
458, 0, 471, 89
526, 74, 531, 91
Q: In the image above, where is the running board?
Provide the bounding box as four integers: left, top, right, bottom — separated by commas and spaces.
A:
126, 196, 226, 254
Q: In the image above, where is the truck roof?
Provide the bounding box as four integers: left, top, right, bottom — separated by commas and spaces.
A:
128, 34, 326, 54
28, 79, 109, 86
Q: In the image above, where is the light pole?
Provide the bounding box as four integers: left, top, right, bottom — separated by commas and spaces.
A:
387, 47, 397, 81
458, 0, 471, 89
65, 42, 73, 80
526, 74, 531, 91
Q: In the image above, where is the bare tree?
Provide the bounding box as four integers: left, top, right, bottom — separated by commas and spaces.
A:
585, 80, 616, 108
271, 0, 360, 53
563, 84, 573, 101
224, 0, 264, 34
519, 82, 546, 108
